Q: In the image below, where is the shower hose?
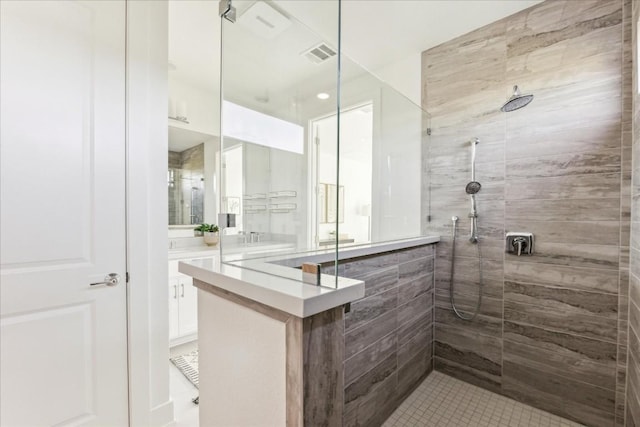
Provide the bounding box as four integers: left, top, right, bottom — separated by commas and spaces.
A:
450, 218, 484, 321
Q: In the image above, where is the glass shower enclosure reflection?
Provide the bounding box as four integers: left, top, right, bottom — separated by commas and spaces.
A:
219, 0, 430, 285
169, 144, 206, 225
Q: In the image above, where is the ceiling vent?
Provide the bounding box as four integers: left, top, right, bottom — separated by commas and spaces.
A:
302, 43, 337, 64
238, 2, 292, 39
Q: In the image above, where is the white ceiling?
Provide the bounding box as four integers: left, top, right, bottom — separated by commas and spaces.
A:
169, 0, 542, 93
280, 0, 543, 72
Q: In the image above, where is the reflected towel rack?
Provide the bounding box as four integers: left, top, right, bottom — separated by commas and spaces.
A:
268, 190, 297, 198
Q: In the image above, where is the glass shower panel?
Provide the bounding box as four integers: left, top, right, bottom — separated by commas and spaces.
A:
219, 0, 431, 285
337, 56, 430, 246
219, 0, 341, 278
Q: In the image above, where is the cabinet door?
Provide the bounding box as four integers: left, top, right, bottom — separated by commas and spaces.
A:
178, 276, 198, 337
168, 277, 180, 340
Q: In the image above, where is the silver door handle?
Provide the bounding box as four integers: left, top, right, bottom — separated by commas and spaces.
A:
173, 285, 178, 299
90, 273, 120, 287
181, 283, 185, 298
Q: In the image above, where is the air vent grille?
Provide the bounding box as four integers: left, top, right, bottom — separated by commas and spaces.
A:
302, 43, 337, 64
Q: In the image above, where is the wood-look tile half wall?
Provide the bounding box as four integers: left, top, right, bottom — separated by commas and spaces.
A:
324, 244, 435, 427
422, 1, 631, 426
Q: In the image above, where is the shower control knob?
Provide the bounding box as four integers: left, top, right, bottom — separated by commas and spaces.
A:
512, 237, 526, 256
506, 232, 534, 256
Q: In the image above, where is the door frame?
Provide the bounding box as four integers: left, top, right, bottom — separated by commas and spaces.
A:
126, 2, 174, 425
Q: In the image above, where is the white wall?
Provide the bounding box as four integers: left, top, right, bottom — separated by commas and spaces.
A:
127, 2, 174, 425
243, 144, 270, 234
268, 149, 306, 244
169, 75, 219, 137
373, 53, 422, 107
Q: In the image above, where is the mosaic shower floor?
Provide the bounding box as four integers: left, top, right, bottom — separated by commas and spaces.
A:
382, 371, 584, 427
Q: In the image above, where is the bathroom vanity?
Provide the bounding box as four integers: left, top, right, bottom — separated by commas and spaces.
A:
179, 236, 439, 426
168, 247, 218, 346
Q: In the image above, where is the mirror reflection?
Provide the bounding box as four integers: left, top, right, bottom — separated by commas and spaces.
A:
168, 127, 219, 226
168, 0, 220, 229
167, 0, 425, 257
168, 144, 204, 225
218, 0, 424, 257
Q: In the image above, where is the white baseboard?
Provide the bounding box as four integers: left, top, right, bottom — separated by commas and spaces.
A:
170, 333, 198, 348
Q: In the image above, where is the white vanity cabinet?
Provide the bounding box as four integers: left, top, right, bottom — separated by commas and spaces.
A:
168, 259, 199, 346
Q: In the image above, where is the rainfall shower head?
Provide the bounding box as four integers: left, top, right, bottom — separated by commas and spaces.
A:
465, 181, 482, 194
501, 85, 534, 112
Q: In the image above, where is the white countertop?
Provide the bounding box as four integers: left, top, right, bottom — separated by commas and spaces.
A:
168, 246, 218, 260
179, 255, 364, 318
178, 236, 439, 318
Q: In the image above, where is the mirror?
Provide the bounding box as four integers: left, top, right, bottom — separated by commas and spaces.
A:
216, 0, 424, 256
168, 1, 220, 229
222, 139, 304, 239
168, 126, 219, 226
168, 143, 204, 225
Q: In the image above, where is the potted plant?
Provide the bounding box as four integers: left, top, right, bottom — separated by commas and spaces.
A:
193, 224, 205, 237
196, 223, 219, 246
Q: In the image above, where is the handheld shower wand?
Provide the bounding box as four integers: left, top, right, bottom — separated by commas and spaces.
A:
466, 138, 481, 243
449, 137, 484, 321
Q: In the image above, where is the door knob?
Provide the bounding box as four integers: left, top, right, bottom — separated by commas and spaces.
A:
90, 273, 121, 287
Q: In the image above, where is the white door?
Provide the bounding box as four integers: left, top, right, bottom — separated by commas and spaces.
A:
0, 1, 129, 426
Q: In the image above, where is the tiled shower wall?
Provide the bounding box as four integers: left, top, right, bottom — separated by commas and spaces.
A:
322, 245, 435, 426
422, 1, 631, 426
627, 0, 640, 425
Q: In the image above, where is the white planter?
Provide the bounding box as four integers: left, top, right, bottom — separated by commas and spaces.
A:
203, 232, 219, 246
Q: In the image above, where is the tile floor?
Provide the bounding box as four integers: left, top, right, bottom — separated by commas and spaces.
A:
170, 348, 585, 427
170, 341, 199, 427
382, 372, 585, 427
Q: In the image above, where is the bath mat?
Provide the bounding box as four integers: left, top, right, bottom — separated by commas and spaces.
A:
170, 349, 199, 389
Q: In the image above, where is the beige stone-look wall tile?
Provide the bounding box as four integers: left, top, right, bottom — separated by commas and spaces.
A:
423, 0, 630, 425
628, 0, 640, 423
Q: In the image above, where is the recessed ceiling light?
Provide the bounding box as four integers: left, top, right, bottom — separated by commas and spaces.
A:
317, 93, 330, 100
